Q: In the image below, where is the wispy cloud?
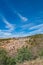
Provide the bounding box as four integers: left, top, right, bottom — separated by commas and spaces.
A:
0, 15, 43, 38
3, 17, 15, 32
28, 23, 43, 36
15, 11, 28, 22
0, 30, 13, 38
21, 23, 34, 30
0, 16, 16, 38
20, 23, 43, 36
28, 28, 43, 36
29, 24, 43, 30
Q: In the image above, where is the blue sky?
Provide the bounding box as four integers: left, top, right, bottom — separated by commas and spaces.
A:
0, 0, 43, 38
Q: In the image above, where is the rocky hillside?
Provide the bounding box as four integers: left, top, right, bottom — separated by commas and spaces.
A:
0, 34, 43, 65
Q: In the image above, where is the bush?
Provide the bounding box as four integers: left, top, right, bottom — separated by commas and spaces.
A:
0, 48, 7, 65
6, 57, 16, 65
0, 46, 41, 65
39, 49, 43, 57
16, 46, 33, 63
0, 48, 16, 65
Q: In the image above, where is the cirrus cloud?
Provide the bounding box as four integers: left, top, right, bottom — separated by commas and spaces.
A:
15, 11, 28, 22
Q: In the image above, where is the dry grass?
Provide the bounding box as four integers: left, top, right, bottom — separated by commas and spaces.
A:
0, 34, 43, 65
17, 58, 43, 65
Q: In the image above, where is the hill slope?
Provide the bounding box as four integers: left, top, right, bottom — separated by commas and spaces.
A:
0, 34, 43, 65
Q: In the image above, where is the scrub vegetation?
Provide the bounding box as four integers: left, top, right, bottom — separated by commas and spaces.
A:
0, 34, 43, 65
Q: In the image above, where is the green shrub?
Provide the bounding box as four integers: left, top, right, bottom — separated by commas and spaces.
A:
39, 49, 43, 57
6, 57, 16, 65
0, 48, 7, 65
0, 45, 42, 65
16, 46, 33, 63
0, 48, 16, 65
